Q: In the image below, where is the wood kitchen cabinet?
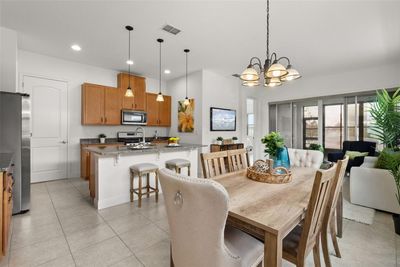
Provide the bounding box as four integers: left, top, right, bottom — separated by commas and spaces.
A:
81, 83, 121, 125
0, 169, 13, 257
118, 73, 146, 111
145, 93, 171, 127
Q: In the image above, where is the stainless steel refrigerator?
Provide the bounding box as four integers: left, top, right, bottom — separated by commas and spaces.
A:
0, 92, 31, 214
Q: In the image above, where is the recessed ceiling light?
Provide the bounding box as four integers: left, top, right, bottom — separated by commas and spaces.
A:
164, 69, 171, 74
71, 44, 81, 51
126, 59, 134, 65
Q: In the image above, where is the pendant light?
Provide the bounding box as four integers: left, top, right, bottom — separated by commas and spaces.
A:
183, 49, 190, 106
240, 0, 301, 87
156, 38, 164, 102
125, 25, 134, 97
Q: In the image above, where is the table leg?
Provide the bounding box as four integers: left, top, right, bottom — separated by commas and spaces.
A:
264, 232, 282, 267
336, 189, 343, 238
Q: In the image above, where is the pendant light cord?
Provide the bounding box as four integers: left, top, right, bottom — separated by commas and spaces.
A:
266, 0, 270, 59
159, 41, 162, 93
185, 51, 188, 98
128, 29, 131, 88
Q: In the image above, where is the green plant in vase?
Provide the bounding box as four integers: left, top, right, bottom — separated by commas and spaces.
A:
370, 88, 400, 234
308, 143, 324, 153
261, 132, 289, 170
216, 136, 224, 145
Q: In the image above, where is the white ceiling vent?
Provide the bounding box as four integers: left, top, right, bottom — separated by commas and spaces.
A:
162, 24, 181, 35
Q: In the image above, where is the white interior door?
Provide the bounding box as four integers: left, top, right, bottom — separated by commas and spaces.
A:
23, 76, 68, 183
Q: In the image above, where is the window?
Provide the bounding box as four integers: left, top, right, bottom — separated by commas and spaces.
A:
247, 113, 254, 137
303, 106, 318, 148
324, 104, 344, 150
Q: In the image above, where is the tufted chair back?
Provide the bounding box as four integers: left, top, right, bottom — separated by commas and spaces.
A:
158, 168, 242, 267
288, 148, 324, 169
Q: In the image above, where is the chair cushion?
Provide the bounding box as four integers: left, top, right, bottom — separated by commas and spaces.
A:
345, 150, 369, 160
130, 163, 158, 173
224, 225, 264, 267
166, 158, 191, 168
283, 225, 303, 257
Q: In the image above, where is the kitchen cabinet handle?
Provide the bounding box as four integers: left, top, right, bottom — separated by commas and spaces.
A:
132, 104, 134, 108
105, 117, 107, 123
101, 117, 103, 123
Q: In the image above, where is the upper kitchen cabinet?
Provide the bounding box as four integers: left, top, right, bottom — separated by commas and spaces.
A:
145, 93, 171, 127
81, 83, 121, 125
118, 73, 146, 111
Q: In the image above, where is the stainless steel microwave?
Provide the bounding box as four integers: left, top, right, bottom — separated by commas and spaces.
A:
121, 110, 147, 125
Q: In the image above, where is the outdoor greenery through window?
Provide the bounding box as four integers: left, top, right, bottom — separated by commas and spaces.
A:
303, 106, 318, 148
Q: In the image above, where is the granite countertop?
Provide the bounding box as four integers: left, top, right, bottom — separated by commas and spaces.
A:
0, 153, 14, 172
84, 143, 205, 156
80, 137, 169, 145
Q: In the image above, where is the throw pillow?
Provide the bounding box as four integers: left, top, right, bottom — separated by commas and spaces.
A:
345, 150, 369, 160
376, 148, 400, 171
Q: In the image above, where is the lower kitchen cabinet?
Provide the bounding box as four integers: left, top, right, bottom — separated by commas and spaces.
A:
81, 143, 124, 199
0, 170, 13, 257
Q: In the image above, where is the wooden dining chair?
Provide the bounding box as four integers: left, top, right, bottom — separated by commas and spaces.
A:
227, 149, 250, 172
282, 164, 337, 267
200, 151, 228, 178
321, 156, 349, 267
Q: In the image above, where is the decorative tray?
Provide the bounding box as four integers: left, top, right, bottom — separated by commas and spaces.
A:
247, 159, 292, 184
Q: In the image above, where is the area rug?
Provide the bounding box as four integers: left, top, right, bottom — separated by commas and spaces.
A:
343, 198, 375, 225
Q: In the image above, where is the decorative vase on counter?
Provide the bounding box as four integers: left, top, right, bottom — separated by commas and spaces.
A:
272, 146, 290, 170
100, 138, 106, 144
217, 141, 223, 145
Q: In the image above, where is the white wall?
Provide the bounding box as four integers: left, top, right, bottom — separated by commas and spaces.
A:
201, 70, 241, 147
18, 50, 168, 178
166, 70, 242, 152
167, 70, 203, 145
0, 27, 18, 93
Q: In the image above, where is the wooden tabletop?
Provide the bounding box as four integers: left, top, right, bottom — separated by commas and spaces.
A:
213, 167, 317, 235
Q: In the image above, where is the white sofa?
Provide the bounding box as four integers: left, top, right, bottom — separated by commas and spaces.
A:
350, 156, 400, 214
288, 148, 324, 169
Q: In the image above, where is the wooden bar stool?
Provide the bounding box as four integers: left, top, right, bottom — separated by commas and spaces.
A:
129, 163, 159, 207
165, 159, 191, 176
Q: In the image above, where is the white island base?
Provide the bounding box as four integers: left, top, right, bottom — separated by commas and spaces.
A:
92, 148, 198, 209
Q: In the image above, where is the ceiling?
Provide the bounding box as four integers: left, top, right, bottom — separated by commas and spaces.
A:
1, 0, 400, 81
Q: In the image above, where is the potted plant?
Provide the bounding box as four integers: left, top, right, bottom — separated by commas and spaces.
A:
232, 136, 238, 144
370, 88, 400, 233
261, 131, 290, 169
99, 134, 106, 144
308, 143, 324, 153
216, 137, 223, 145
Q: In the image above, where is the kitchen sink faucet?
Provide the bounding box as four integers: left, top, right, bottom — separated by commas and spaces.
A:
135, 127, 146, 144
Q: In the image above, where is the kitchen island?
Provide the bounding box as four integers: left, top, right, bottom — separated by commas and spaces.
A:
85, 143, 203, 209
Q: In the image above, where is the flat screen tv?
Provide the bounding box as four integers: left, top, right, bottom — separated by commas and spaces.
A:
210, 107, 236, 131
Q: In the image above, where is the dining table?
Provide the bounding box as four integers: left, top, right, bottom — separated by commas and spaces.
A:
212, 167, 343, 267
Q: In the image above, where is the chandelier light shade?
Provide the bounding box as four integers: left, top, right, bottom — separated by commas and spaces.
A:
266, 62, 288, 78
156, 38, 165, 102
280, 65, 301, 81
125, 25, 134, 97
240, 66, 260, 81
264, 77, 282, 87
183, 49, 190, 106
240, 0, 301, 87
242, 80, 260, 87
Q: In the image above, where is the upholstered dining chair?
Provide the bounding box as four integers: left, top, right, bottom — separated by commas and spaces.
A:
321, 156, 349, 267
158, 168, 264, 267
282, 164, 337, 267
288, 148, 324, 169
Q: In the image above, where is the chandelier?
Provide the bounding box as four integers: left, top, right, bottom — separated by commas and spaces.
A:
240, 0, 301, 87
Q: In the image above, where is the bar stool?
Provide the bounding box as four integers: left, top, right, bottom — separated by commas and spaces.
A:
165, 159, 191, 176
129, 163, 159, 208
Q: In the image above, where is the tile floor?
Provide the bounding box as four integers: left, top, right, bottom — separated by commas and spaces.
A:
0, 177, 398, 267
